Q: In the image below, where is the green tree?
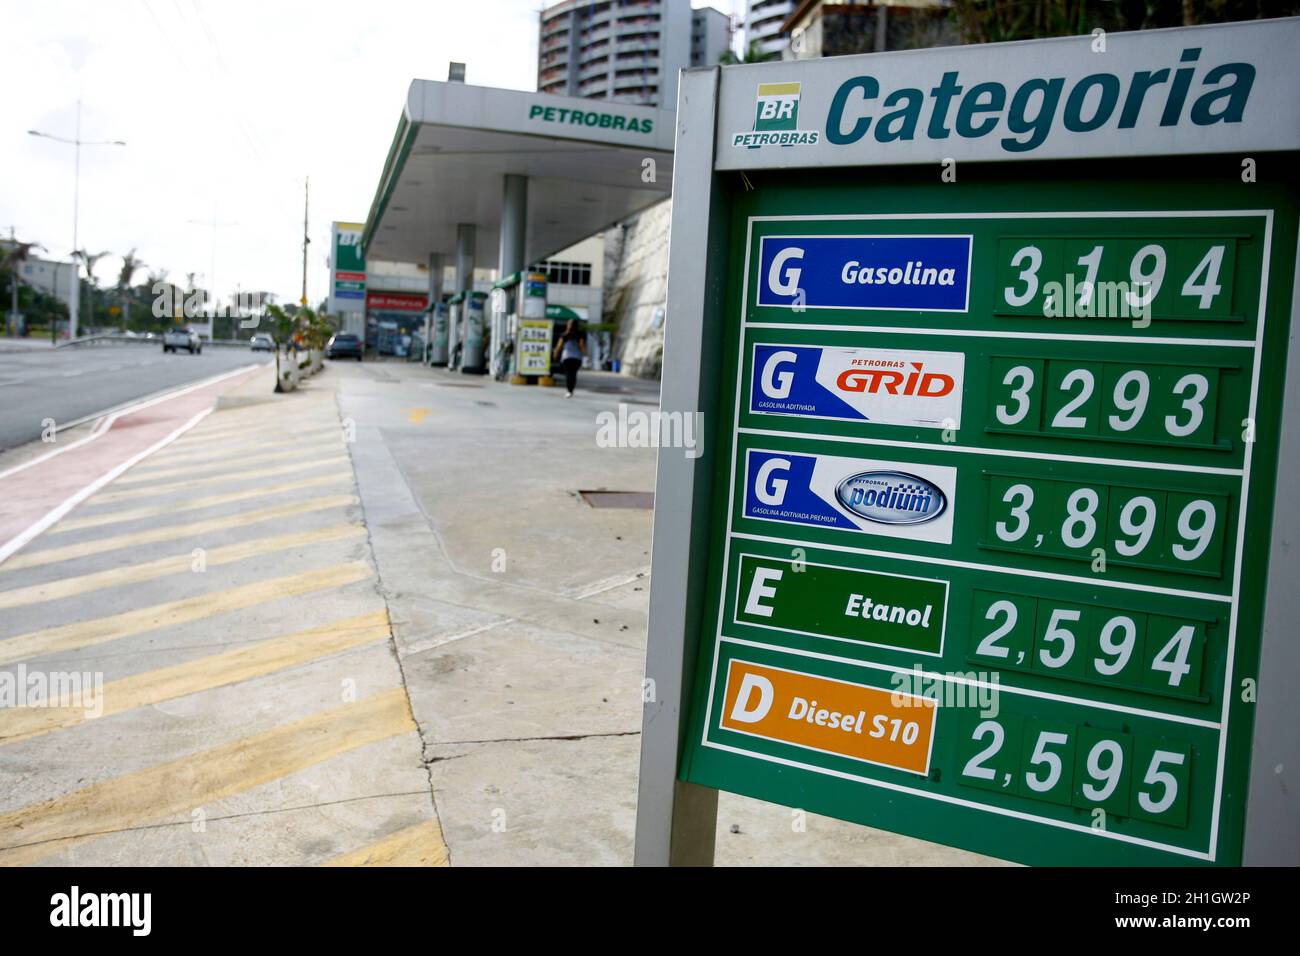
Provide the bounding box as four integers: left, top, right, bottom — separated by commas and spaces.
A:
75, 249, 110, 336
116, 250, 144, 331
949, 0, 1300, 43
719, 39, 778, 65
3, 240, 44, 335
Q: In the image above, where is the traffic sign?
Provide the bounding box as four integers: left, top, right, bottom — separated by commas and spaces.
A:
636, 19, 1300, 867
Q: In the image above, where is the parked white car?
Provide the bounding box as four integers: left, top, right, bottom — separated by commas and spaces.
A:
163, 327, 202, 354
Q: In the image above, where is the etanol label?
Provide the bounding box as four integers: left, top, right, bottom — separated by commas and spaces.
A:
757, 235, 972, 311
751, 343, 965, 427
720, 659, 937, 775
734, 553, 948, 655
743, 449, 957, 544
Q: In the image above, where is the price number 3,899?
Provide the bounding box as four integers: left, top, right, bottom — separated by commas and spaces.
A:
985, 475, 1228, 576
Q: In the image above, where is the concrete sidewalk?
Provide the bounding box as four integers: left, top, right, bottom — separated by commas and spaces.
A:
0, 367, 442, 867
338, 360, 1001, 866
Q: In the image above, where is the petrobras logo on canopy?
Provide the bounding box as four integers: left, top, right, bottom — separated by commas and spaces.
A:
733, 82, 821, 149
758, 235, 972, 312
750, 344, 965, 428
742, 449, 956, 545
527, 104, 654, 134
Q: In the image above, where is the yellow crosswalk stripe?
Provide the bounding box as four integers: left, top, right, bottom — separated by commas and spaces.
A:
0, 560, 372, 666
0, 688, 416, 866
162, 421, 342, 456
51, 472, 354, 533
322, 819, 449, 867
159, 429, 344, 459
0, 611, 391, 746
94, 456, 350, 503
113, 443, 347, 485
1, 495, 358, 571
191, 415, 340, 437
0, 524, 365, 611
132, 437, 345, 473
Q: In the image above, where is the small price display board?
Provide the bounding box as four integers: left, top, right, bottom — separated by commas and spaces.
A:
637, 20, 1300, 867
517, 318, 553, 375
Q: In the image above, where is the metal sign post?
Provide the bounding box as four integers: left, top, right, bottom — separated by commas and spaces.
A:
636, 19, 1300, 867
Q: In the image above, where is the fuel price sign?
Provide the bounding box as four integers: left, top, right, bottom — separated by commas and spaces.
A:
636, 20, 1300, 868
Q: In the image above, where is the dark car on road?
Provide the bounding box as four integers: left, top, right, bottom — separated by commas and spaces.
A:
326, 333, 363, 360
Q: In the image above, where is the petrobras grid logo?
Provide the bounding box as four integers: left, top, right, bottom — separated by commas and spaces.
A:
743, 449, 956, 544
751, 344, 965, 428
733, 82, 821, 149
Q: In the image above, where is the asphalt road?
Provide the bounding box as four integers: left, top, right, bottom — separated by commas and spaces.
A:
0, 344, 273, 451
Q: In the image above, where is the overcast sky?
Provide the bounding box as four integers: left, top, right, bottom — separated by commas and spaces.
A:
3, 0, 739, 306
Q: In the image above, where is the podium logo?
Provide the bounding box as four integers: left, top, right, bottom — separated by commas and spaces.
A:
835, 471, 947, 525
734, 82, 820, 149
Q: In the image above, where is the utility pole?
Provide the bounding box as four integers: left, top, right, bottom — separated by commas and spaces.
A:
300, 177, 310, 308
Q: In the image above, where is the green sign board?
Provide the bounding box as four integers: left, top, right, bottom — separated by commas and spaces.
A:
330, 222, 366, 311
637, 21, 1300, 869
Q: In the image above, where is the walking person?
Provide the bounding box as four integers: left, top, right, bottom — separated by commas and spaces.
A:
553, 319, 587, 398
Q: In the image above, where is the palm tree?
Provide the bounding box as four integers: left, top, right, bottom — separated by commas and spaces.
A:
3, 240, 45, 336
75, 249, 109, 334
116, 250, 144, 330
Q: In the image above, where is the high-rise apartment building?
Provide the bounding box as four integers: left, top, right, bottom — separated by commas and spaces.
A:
743, 0, 795, 57
779, 1, 956, 60
538, 0, 731, 109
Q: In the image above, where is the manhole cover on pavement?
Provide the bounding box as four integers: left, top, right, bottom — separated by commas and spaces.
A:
579, 490, 655, 509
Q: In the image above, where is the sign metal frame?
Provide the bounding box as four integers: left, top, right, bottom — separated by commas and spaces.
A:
634, 20, 1300, 867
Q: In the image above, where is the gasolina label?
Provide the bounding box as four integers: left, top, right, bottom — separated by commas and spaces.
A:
757, 234, 972, 312
743, 449, 956, 544
720, 658, 937, 774
751, 343, 965, 427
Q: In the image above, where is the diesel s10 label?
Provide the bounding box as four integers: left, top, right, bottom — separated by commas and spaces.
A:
756, 234, 972, 312
742, 449, 957, 544
751, 344, 965, 428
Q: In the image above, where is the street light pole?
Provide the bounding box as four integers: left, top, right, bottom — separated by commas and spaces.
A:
70, 102, 80, 342
28, 100, 126, 340
187, 218, 237, 332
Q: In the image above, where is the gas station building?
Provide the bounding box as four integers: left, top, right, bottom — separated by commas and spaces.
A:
350, 76, 676, 376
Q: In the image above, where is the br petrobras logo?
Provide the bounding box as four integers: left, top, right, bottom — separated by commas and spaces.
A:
750, 344, 965, 428
742, 449, 956, 544
755, 82, 800, 130
835, 471, 948, 525
733, 82, 820, 149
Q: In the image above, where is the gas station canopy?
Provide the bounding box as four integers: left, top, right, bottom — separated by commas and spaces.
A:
362, 79, 677, 268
